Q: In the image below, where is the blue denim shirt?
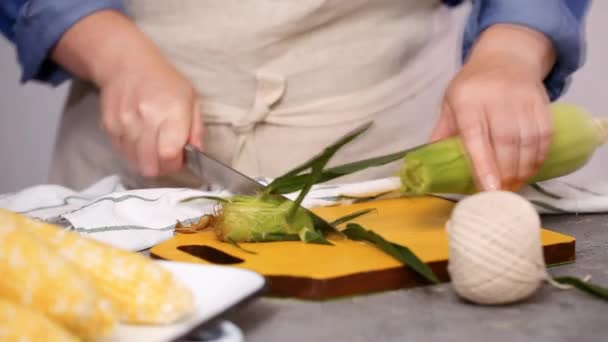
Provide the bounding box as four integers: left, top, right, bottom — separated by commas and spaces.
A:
0, 0, 591, 100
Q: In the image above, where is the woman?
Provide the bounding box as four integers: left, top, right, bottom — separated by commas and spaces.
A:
0, 1, 591, 191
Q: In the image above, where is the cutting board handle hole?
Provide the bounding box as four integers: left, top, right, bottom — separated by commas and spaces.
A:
178, 245, 244, 265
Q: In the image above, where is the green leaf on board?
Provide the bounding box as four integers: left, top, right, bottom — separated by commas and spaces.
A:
299, 228, 334, 245
343, 223, 439, 284
329, 208, 377, 227
180, 195, 229, 203
227, 237, 258, 255
554, 276, 608, 301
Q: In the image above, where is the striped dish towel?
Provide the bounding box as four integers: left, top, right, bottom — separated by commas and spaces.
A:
0, 176, 229, 251
1, 175, 607, 252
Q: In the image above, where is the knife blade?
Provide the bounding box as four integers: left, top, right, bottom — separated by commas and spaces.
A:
183, 144, 336, 231
184, 144, 265, 195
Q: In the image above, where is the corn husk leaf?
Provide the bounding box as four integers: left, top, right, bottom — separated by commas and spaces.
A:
267, 146, 423, 195
265, 122, 373, 195
329, 208, 377, 226
250, 231, 301, 242
554, 276, 608, 301
180, 195, 229, 203
299, 228, 333, 245
174, 216, 213, 234
310, 210, 339, 235
342, 223, 439, 284
227, 237, 257, 254
266, 122, 374, 222
262, 122, 376, 238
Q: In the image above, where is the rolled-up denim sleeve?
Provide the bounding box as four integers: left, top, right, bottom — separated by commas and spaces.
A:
6, 0, 126, 86
462, 0, 591, 101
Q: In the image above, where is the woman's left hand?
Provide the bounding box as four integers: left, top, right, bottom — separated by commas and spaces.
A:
431, 24, 557, 192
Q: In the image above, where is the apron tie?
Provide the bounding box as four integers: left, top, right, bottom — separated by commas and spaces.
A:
231, 71, 286, 171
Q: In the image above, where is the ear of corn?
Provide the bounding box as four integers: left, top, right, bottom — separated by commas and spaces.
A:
19, 212, 195, 325
0, 298, 80, 342
0, 207, 196, 331
214, 195, 315, 243
528, 103, 608, 183
399, 103, 608, 195
0, 210, 116, 339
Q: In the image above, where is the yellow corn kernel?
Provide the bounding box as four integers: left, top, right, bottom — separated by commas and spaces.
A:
0, 210, 116, 339
0, 298, 80, 342
19, 212, 195, 325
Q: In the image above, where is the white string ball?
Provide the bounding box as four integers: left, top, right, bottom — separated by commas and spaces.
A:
446, 190, 550, 305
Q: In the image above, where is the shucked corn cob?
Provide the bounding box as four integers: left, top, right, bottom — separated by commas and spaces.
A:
0, 210, 116, 339
17, 211, 195, 325
0, 298, 80, 342
399, 103, 608, 195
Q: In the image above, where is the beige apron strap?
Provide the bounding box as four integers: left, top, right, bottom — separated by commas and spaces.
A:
232, 71, 286, 172
204, 71, 286, 173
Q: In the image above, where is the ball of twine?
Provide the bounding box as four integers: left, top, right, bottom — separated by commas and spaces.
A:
446, 190, 555, 305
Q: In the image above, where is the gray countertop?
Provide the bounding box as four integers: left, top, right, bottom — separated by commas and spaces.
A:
226, 214, 608, 342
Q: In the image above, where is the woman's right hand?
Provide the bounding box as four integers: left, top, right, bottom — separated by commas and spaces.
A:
51, 9, 203, 178
98, 58, 202, 177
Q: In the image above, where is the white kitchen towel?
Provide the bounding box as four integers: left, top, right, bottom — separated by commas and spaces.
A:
1, 175, 607, 252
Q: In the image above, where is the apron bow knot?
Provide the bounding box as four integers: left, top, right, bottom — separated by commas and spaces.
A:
231, 70, 286, 136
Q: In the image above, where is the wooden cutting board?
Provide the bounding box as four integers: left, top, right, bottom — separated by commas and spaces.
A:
150, 196, 575, 300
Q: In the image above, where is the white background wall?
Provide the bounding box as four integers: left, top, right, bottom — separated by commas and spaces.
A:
0, 2, 606, 193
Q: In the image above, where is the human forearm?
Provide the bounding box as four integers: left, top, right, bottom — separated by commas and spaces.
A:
460, 0, 590, 101
50, 9, 169, 87
465, 23, 557, 81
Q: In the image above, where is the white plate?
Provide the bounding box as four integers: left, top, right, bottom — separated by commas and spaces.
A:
102, 260, 266, 342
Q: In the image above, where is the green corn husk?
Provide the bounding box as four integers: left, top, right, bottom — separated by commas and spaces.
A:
213, 195, 317, 243
400, 103, 608, 195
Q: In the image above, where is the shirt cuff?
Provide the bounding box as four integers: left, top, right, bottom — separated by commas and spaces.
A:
13, 0, 126, 86
462, 0, 589, 101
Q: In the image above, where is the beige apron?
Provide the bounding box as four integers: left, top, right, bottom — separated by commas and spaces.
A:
49, 0, 462, 190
